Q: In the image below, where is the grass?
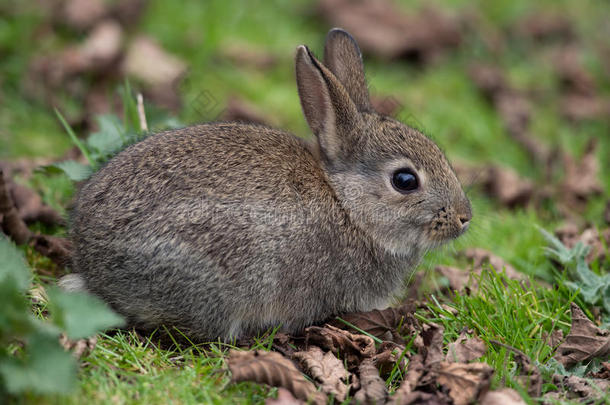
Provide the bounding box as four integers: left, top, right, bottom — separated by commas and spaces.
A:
2, 0, 610, 403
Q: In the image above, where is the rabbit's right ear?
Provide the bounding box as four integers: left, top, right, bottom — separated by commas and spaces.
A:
296, 45, 363, 163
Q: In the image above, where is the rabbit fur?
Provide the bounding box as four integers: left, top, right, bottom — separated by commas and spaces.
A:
66, 29, 472, 341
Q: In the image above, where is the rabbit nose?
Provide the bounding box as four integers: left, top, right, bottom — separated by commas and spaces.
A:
458, 214, 471, 231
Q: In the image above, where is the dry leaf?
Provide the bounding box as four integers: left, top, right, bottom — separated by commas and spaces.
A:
331, 306, 410, 339
227, 350, 324, 404
490, 339, 541, 397
373, 341, 408, 377
60, 0, 107, 31
559, 139, 602, 212
436, 362, 493, 405
435, 265, 471, 291
122, 35, 187, 88
293, 346, 349, 402
220, 43, 278, 70
0, 169, 32, 244
513, 11, 574, 42
445, 331, 487, 363
554, 303, 610, 367
542, 329, 564, 349
304, 325, 375, 370
387, 354, 425, 404
31, 234, 73, 268
463, 248, 523, 280
59, 334, 97, 359
550, 374, 610, 401
221, 96, 272, 126
265, 387, 303, 405
590, 361, 610, 379
422, 323, 444, 366
388, 391, 452, 405
353, 358, 388, 405
318, 0, 461, 61
555, 223, 610, 264
78, 20, 123, 71
10, 181, 63, 226
480, 388, 526, 405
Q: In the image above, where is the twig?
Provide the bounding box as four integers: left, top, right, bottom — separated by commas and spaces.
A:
137, 93, 149, 132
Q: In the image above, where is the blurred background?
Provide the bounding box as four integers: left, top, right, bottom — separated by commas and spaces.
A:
1, 0, 609, 272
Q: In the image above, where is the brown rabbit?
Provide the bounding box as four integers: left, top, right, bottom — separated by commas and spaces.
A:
63, 29, 471, 341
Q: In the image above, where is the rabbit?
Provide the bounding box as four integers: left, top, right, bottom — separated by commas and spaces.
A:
63, 28, 472, 341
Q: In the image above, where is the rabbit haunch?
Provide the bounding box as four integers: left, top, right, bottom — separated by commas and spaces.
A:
66, 29, 471, 340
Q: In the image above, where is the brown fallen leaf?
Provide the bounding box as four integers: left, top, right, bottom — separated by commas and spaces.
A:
318, 0, 461, 61
421, 323, 444, 367
468, 64, 550, 166
490, 339, 541, 398
512, 11, 574, 43
371, 94, 404, 117
0, 169, 32, 244
123, 35, 187, 88
436, 362, 493, 405
480, 388, 526, 405
59, 333, 97, 359
330, 306, 410, 340
484, 165, 535, 208
555, 223, 610, 264
590, 361, 610, 379
304, 325, 375, 370
265, 387, 303, 405
453, 162, 535, 209
553, 46, 597, 97
560, 93, 610, 122
445, 331, 486, 363
227, 350, 324, 404
435, 265, 471, 292
220, 96, 272, 126
554, 303, 610, 368
374, 341, 408, 377
541, 329, 564, 350
220, 43, 278, 70
78, 20, 124, 72
549, 374, 610, 401
389, 391, 452, 405
10, 182, 63, 226
293, 346, 349, 402
31, 234, 73, 268
353, 357, 388, 405
559, 139, 603, 212
463, 248, 522, 279
387, 353, 425, 404
59, 0, 108, 31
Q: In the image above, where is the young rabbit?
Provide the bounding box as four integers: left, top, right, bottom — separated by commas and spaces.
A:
65, 29, 471, 341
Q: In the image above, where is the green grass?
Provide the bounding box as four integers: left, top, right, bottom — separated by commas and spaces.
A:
2, 0, 610, 403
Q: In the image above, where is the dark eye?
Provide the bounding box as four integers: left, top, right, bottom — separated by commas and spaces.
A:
392, 169, 419, 193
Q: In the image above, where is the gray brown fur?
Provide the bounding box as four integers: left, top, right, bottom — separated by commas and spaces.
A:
68, 29, 471, 341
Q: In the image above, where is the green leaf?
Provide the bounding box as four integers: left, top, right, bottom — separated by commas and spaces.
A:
50, 160, 93, 182
47, 287, 124, 340
0, 236, 31, 292
0, 333, 76, 394
87, 114, 126, 159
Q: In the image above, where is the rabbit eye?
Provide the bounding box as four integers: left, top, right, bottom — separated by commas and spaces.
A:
392, 169, 419, 193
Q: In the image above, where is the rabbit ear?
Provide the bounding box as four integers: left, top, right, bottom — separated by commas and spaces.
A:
323, 28, 371, 112
295, 45, 362, 162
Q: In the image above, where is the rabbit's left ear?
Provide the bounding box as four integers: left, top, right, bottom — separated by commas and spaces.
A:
324, 28, 371, 112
